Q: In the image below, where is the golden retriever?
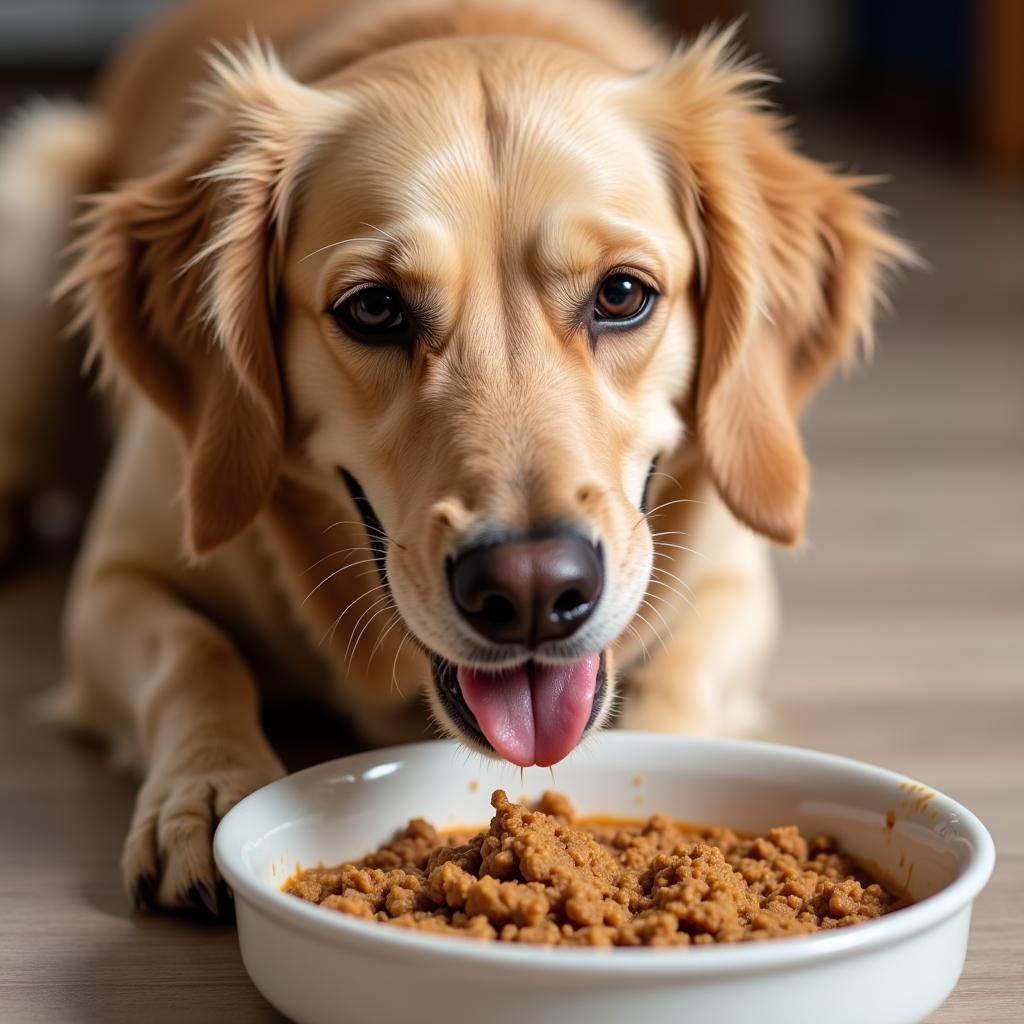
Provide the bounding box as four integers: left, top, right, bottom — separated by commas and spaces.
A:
0, 0, 909, 914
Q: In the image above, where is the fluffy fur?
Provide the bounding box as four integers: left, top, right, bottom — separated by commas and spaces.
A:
0, 0, 910, 912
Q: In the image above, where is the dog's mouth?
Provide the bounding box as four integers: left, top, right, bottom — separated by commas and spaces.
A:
337, 465, 610, 767
432, 652, 607, 767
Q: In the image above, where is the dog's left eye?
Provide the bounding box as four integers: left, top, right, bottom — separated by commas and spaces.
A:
594, 273, 653, 324
331, 286, 413, 345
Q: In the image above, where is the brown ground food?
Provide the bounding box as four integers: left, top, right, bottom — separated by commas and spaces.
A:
285, 789, 904, 947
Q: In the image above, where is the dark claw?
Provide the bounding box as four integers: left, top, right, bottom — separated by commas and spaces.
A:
132, 873, 158, 912
185, 880, 220, 917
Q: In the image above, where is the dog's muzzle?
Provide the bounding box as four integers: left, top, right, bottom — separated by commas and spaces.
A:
338, 469, 611, 768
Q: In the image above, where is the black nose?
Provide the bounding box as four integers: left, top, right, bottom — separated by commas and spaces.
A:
449, 529, 603, 648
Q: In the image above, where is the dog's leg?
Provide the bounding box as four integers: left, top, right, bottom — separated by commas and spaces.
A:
60, 566, 284, 914
0, 102, 110, 562
617, 518, 778, 738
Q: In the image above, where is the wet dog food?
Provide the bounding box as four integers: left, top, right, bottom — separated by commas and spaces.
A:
285, 789, 903, 946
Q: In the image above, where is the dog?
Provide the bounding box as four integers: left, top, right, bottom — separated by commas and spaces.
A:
0, 0, 910, 914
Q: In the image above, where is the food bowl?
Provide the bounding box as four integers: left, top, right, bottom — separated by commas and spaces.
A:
213, 733, 994, 1024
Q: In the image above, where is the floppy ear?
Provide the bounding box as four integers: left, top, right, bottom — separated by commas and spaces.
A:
641, 29, 914, 545
63, 43, 343, 554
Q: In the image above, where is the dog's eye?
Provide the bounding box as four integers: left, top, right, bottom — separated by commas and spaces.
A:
331, 286, 412, 344
594, 273, 651, 322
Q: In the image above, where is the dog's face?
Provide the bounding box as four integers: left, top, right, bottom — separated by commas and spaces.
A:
282, 40, 696, 764
69, 32, 907, 766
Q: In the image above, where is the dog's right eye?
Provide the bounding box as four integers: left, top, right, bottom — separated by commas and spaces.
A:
330, 286, 413, 346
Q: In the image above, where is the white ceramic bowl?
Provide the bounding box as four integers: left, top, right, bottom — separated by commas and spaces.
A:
214, 733, 994, 1024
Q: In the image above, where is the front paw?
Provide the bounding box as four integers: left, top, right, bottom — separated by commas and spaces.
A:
123, 740, 284, 917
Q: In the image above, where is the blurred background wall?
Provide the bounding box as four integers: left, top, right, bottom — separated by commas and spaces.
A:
659, 0, 1024, 176
1, 0, 1021, 174
0, 1, 165, 66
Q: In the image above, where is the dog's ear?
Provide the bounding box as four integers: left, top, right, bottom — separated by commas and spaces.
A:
640, 29, 914, 545
63, 43, 343, 555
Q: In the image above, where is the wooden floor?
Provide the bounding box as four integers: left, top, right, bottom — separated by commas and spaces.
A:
1, 117, 1022, 1022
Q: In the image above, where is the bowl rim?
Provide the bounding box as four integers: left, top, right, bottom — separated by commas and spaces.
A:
214, 733, 995, 978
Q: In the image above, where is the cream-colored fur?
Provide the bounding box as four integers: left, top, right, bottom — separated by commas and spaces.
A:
0, 0, 910, 913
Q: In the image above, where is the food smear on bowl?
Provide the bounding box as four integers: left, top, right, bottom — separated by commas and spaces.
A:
284, 790, 906, 946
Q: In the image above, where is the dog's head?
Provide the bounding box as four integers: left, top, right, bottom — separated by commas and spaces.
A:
67, 29, 909, 766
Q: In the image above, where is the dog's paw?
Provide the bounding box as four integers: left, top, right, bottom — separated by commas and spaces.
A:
123, 741, 284, 917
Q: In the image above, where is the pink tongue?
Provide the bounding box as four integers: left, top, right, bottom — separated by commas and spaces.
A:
457, 656, 600, 768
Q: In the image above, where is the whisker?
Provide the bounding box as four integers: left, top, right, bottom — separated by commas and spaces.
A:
319, 583, 384, 647
632, 608, 660, 646
369, 611, 403, 666
360, 221, 399, 243
321, 581, 390, 639
650, 564, 697, 598
298, 236, 388, 263
634, 498, 703, 532
322, 517, 406, 552
391, 629, 413, 699
646, 577, 686, 600
647, 470, 683, 489
302, 545, 374, 575
648, 577, 702, 622
627, 623, 648, 661
615, 620, 649, 664
638, 599, 671, 651
322, 519, 392, 540
343, 592, 395, 664
630, 499, 704, 532
302, 556, 383, 605
645, 586, 696, 626
645, 589, 675, 611
653, 540, 706, 561
645, 497, 703, 516
629, 610, 663, 661
347, 602, 399, 672
348, 564, 389, 585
